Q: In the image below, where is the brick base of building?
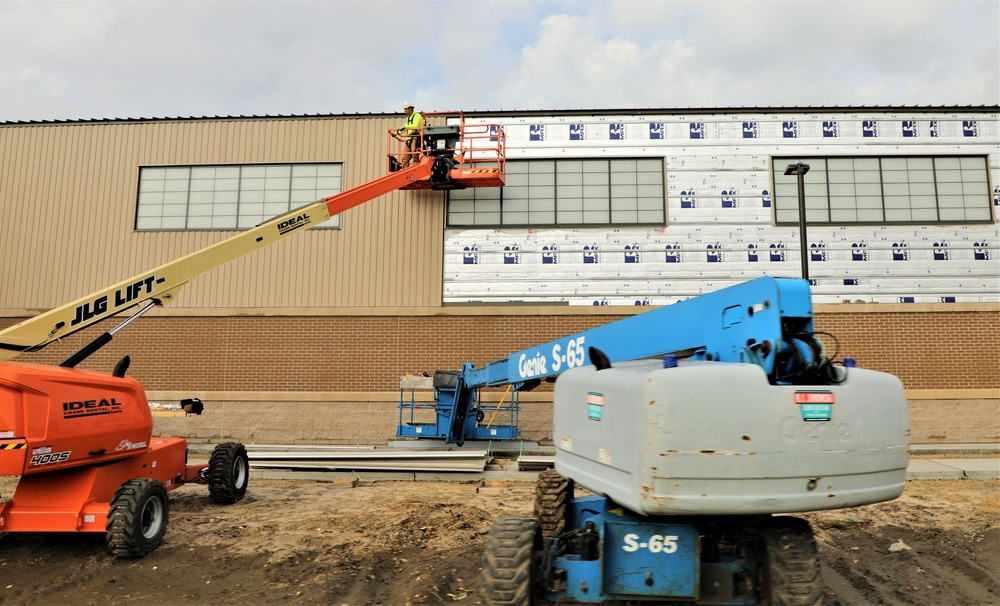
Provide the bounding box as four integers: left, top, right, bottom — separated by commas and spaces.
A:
151, 395, 555, 446
150, 394, 999, 447
5, 305, 998, 446
908, 398, 1000, 444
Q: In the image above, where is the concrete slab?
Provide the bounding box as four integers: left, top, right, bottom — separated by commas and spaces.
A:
911, 443, 1000, 455
953, 458, 1000, 480
905, 459, 966, 480
387, 440, 540, 451
249, 469, 416, 482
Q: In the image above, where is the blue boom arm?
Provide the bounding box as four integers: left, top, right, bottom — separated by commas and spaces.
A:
432, 277, 832, 445
462, 276, 814, 389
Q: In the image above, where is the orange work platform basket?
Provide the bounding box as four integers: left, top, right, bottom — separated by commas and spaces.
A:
387, 110, 506, 190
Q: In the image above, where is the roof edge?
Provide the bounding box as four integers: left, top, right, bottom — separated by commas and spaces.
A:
2, 105, 998, 126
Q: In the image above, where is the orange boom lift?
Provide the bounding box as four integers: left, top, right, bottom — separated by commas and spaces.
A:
0, 113, 505, 556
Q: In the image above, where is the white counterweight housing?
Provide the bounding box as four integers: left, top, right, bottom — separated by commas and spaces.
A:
553, 359, 910, 516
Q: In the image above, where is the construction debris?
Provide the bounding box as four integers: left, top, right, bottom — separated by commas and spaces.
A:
246, 446, 487, 473
517, 455, 554, 471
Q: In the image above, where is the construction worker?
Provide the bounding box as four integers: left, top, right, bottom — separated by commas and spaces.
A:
395, 101, 423, 169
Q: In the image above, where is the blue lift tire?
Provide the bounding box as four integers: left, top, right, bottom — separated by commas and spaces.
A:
760, 516, 824, 606
481, 515, 541, 606
534, 469, 573, 541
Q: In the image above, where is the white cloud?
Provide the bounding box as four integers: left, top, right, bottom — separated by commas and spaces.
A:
0, 0, 995, 121
491, 0, 999, 109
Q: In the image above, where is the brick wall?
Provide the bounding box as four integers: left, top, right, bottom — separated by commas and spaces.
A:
4, 315, 624, 392
813, 310, 999, 390
4, 308, 998, 445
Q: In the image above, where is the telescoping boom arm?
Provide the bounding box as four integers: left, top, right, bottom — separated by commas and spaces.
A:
439, 276, 841, 445
465, 276, 816, 388
0, 157, 439, 361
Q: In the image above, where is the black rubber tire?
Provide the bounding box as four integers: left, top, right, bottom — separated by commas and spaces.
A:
106, 478, 169, 558
760, 516, 824, 606
481, 515, 540, 606
208, 442, 250, 504
533, 469, 573, 540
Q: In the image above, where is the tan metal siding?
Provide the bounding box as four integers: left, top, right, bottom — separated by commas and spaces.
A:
0, 118, 445, 311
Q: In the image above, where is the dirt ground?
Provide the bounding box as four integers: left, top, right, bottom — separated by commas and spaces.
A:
0, 475, 997, 606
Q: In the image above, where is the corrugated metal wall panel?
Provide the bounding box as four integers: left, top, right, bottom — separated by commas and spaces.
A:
0, 117, 446, 311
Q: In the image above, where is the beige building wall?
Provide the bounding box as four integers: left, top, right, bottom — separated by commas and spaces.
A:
0, 116, 446, 311
2, 115, 997, 446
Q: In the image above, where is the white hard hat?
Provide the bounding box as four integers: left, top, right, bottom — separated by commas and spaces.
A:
403, 100, 414, 109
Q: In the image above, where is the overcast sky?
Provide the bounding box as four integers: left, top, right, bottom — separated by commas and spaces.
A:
1, 0, 997, 122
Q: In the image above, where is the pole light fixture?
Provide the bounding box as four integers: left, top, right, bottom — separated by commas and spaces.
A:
784, 162, 811, 281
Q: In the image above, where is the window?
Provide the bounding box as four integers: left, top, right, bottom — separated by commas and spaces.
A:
773, 156, 992, 224
136, 163, 343, 230
448, 158, 665, 227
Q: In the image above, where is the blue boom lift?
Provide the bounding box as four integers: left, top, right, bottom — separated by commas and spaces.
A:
437, 277, 909, 604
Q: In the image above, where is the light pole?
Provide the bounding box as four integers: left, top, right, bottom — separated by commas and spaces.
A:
784, 162, 811, 281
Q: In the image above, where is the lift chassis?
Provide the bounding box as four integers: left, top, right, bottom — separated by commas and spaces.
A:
468, 277, 910, 604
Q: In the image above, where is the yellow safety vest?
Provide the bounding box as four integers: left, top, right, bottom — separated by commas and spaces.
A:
401, 112, 423, 138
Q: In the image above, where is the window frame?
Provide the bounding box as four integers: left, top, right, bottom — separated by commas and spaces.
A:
135, 162, 344, 231
772, 155, 994, 226
446, 157, 666, 228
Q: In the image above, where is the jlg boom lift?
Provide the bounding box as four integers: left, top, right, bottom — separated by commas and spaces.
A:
429, 278, 909, 604
0, 112, 506, 557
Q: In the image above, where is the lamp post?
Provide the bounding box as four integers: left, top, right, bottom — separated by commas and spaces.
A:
784, 162, 811, 281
